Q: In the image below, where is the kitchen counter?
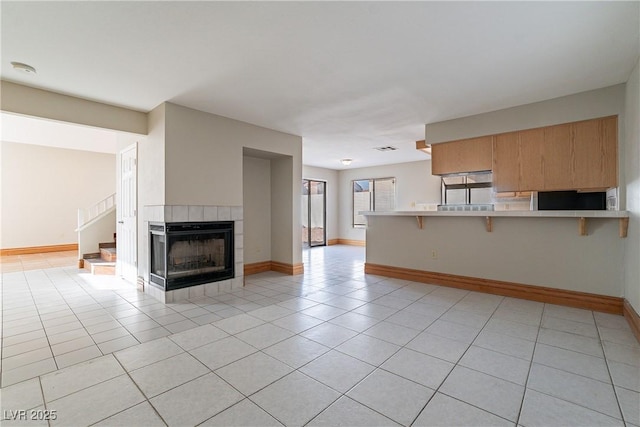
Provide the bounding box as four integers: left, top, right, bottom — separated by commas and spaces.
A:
362, 209, 629, 238
362, 210, 628, 218
362, 210, 627, 311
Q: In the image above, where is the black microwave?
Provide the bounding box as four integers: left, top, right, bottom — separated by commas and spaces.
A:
537, 191, 606, 210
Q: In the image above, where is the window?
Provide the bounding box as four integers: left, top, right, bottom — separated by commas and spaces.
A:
352, 177, 395, 227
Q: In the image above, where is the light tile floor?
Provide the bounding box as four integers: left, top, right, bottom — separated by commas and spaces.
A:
1, 245, 639, 426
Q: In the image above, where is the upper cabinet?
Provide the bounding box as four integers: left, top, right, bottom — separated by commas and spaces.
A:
493, 128, 545, 192
492, 116, 618, 192
428, 115, 618, 191
570, 116, 618, 190
431, 136, 493, 175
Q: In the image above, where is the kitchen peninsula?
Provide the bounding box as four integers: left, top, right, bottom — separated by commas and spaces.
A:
362, 210, 629, 314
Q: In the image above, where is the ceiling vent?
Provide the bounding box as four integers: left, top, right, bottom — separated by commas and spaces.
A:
374, 146, 398, 152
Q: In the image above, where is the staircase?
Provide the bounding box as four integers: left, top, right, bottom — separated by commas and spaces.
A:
82, 239, 116, 275
77, 194, 117, 276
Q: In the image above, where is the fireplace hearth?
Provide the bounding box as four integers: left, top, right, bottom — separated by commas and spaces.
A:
149, 221, 234, 291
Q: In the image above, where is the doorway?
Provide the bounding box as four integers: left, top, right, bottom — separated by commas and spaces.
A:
302, 179, 326, 247
117, 143, 137, 284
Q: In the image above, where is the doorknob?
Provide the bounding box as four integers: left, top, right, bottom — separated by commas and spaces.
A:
118, 221, 124, 224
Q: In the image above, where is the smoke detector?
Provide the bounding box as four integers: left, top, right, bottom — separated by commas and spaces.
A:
11, 62, 37, 74
374, 146, 398, 152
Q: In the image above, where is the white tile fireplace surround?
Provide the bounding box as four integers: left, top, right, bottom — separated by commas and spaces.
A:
143, 205, 244, 304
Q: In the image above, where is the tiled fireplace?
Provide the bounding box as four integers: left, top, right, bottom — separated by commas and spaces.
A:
143, 205, 243, 303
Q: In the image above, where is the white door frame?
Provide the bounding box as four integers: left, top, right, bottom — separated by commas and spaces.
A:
116, 143, 138, 285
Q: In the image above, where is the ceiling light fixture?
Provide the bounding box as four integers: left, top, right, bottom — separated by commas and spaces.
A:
340, 159, 352, 166
416, 140, 431, 155
11, 61, 37, 74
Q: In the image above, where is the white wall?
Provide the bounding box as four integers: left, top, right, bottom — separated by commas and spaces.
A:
0, 141, 116, 248
303, 165, 339, 242
624, 57, 640, 313
338, 160, 441, 241
243, 156, 271, 264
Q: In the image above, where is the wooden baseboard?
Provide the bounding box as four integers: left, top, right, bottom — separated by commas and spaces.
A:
327, 239, 339, 246
244, 261, 272, 276
365, 263, 623, 314
0, 243, 78, 256
291, 263, 304, 275
336, 239, 366, 247
245, 260, 304, 276
623, 299, 640, 343
271, 261, 304, 275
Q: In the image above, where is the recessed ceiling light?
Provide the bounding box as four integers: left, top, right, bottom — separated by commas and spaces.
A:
340, 159, 352, 166
11, 61, 36, 74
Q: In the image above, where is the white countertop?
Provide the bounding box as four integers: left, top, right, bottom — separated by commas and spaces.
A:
361, 210, 629, 218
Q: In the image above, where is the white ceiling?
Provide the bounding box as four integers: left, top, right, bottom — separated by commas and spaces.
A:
1, 2, 638, 169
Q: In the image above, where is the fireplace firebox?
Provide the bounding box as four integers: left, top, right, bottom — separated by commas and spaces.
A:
149, 221, 234, 291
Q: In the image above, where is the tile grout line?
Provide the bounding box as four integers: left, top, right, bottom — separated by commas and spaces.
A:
513, 302, 544, 426
97, 354, 171, 427
594, 311, 628, 423
407, 292, 508, 426
4, 247, 636, 425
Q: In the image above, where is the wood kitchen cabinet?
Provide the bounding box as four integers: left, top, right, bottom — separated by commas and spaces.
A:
492, 128, 544, 192
431, 136, 493, 175
542, 123, 572, 190
492, 116, 617, 192
492, 132, 519, 192
571, 116, 617, 190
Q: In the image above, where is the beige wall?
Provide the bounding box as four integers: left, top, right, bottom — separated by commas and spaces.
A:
163, 103, 302, 207
0, 141, 116, 248
425, 84, 626, 206
366, 215, 624, 297
0, 81, 147, 135
139, 102, 303, 276
137, 104, 166, 278
271, 156, 297, 264
303, 165, 339, 242
624, 57, 640, 313
426, 84, 625, 144
338, 160, 441, 241
364, 82, 633, 302
243, 156, 272, 264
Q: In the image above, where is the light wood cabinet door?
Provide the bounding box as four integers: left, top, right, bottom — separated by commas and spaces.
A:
543, 123, 573, 190
492, 132, 519, 192
492, 129, 544, 192
431, 136, 493, 175
571, 116, 617, 190
518, 128, 545, 191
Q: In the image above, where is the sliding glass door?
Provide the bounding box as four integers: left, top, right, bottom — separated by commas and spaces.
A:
302, 179, 326, 247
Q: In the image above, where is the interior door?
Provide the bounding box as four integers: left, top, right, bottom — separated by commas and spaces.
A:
302, 179, 326, 247
117, 144, 137, 284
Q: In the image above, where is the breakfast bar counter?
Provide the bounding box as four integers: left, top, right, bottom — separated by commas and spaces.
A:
361, 210, 628, 313
363, 210, 629, 237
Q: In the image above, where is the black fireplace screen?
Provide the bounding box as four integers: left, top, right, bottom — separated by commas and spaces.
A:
150, 221, 234, 291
